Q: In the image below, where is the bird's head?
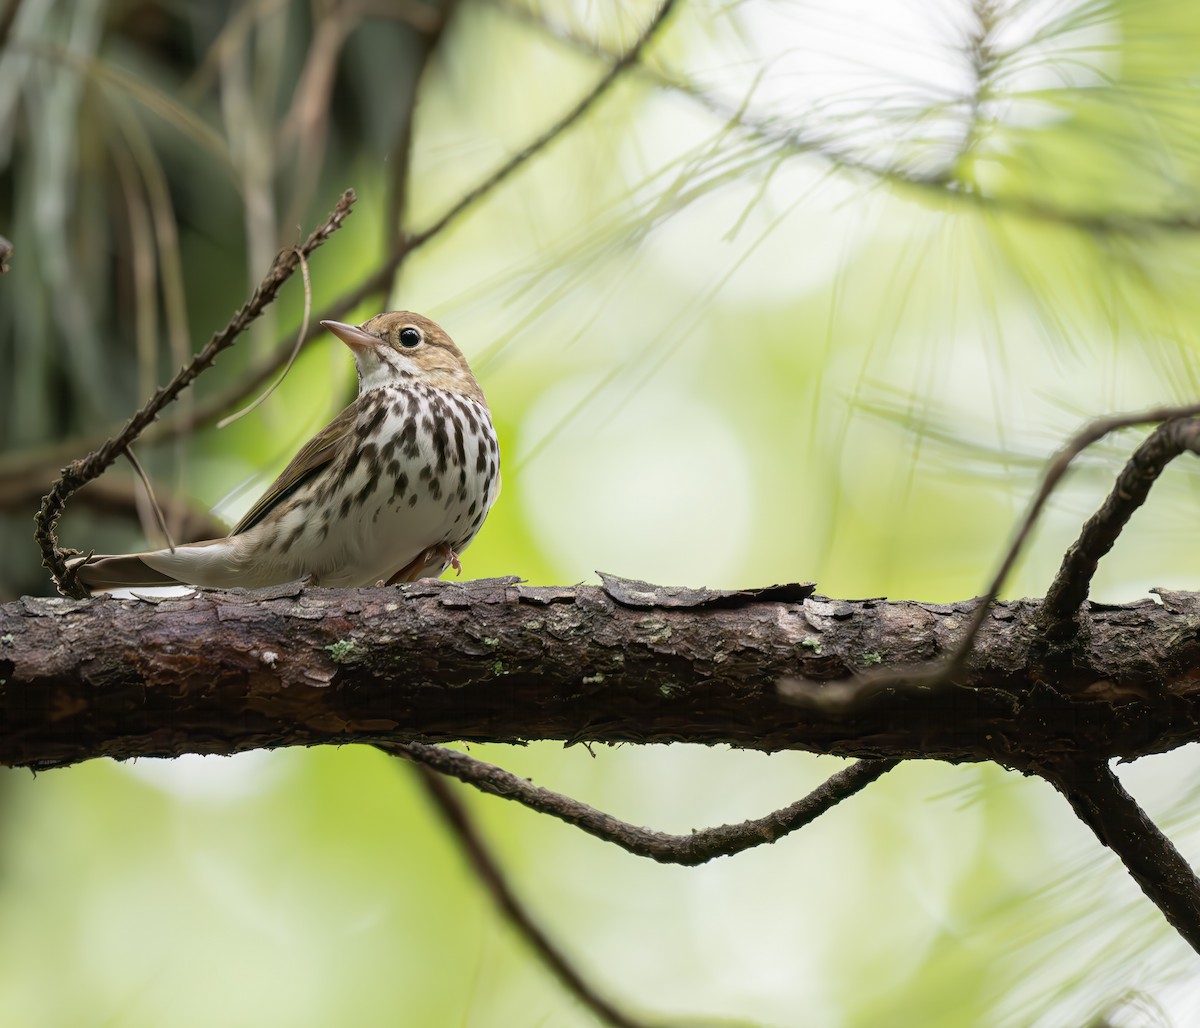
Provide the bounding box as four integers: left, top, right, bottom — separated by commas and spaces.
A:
320, 312, 486, 406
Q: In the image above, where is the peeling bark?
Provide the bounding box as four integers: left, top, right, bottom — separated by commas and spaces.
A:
2, 575, 1200, 770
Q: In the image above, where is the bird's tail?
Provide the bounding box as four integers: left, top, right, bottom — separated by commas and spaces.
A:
68, 538, 236, 591
68, 552, 187, 591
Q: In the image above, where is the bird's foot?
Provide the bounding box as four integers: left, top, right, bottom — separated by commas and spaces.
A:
383, 543, 462, 586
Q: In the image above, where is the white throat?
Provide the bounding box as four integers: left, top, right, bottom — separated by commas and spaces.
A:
354, 347, 418, 392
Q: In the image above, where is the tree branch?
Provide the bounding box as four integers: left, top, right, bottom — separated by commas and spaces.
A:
1040, 759, 1200, 956
773, 404, 1200, 714
1039, 417, 1200, 640
947, 404, 1200, 677
394, 743, 897, 865
5, 575, 1200, 770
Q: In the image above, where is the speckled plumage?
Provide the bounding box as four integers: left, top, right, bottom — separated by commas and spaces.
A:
73, 312, 500, 591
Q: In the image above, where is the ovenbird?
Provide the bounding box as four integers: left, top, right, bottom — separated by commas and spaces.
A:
71, 312, 500, 590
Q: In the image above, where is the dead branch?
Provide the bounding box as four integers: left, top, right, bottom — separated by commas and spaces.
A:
1041, 760, 1200, 956
945, 404, 1200, 674
1040, 417, 1200, 640
5, 576, 1200, 770
393, 743, 898, 865
771, 405, 1200, 714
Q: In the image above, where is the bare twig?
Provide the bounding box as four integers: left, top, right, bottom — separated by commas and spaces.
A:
389, 743, 898, 865
414, 766, 648, 1028
1039, 417, 1200, 640
1041, 760, 1200, 956
948, 403, 1200, 670
34, 189, 357, 596
798, 402, 1200, 711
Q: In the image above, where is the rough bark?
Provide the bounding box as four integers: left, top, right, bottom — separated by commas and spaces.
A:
2, 574, 1200, 770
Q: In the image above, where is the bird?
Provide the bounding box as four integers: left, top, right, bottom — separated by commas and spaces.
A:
70, 312, 500, 591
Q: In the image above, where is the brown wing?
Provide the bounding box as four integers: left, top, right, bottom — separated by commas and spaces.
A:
231, 402, 358, 536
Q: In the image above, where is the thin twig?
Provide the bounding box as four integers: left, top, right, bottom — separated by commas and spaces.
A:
795, 402, 1200, 711
34, 189, 357, 596
1041, 759, 1200, 957
414, 765, 648, 1028
388, 743, 898, 866
1040, 417, 1200, 640
947, 403, 1200, 670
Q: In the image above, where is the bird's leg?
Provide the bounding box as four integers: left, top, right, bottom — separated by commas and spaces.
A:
382, 543, 462, 586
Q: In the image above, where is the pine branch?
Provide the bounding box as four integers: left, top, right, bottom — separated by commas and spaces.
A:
5, 577, 1200, 770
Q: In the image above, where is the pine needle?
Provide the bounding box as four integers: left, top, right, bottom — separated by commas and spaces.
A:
217, 248, 312, 430
123, 444, 176, 552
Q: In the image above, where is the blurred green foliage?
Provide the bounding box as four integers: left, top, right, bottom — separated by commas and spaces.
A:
3, 0, 1200, 1024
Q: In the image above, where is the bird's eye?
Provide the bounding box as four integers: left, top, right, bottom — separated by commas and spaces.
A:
399, 327, 422, 348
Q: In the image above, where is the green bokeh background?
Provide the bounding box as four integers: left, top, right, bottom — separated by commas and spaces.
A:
3, 0, 1200, 1024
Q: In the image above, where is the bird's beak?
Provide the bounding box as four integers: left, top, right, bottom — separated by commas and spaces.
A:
321, 320, 378, 352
